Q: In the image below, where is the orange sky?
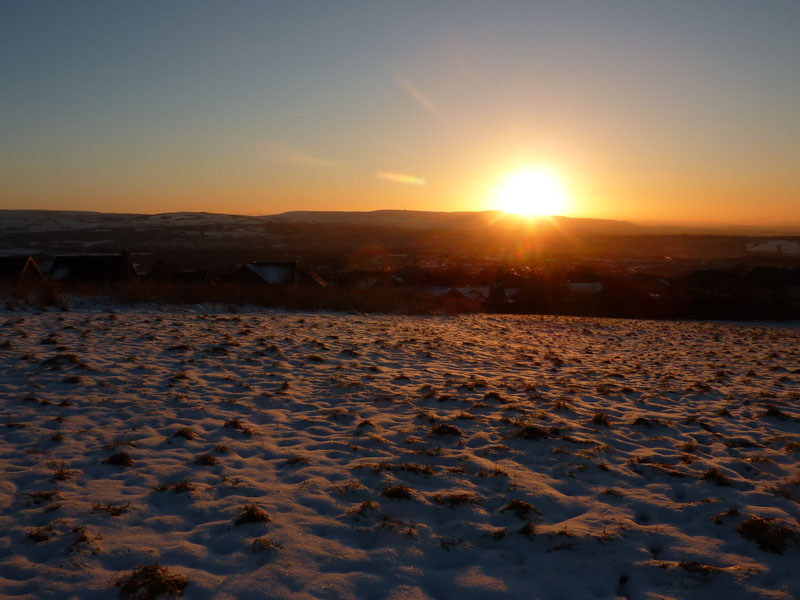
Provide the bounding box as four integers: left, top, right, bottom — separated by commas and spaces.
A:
1, 2, 798, 226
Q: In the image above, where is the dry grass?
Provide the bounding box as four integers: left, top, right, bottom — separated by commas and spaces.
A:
381, 485, 413, 499
251, 537, 279, 553
235, 503, 270, 525
104, 451, 133, 467
591, 411, 611, 427
430, 423, 463, 437
53, 462, 75, 481
737, 516, 797, 554
153, 480, 195, 493
700, 467, 732, 486
116, 563, 188, 599
92, 502, 130, 516
172, 427, 197, 440
195, 453, 218, 466
433, 492, 481, 506
26, 527, 50, 543
501, 499, 541, 518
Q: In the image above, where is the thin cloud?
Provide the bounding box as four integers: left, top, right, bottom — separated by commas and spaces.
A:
395, 75, 440, 116
376, 171, 426, 185
263, 142, 334, 168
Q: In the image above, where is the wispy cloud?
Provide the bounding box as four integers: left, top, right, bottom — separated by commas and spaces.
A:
376, 171, 426, 185
395, 75, 440, 116
263, 142, 334, 168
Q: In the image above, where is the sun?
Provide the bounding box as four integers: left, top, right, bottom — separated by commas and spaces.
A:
494, 167, 567, 217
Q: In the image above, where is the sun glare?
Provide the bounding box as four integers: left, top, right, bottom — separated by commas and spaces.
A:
494, 167, 567, 217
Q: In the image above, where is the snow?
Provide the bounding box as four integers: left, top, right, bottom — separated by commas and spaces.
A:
746, 240, 800, 255
0, 306, 798, 599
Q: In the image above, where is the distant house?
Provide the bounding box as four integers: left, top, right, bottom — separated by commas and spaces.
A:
454, 286, 491, 302
341, 270, 403, 290
629, 273, 672, 298
684, 269, 742, 298
0, 256, 45, 284
146, 260, 214, 285
562, 282, 604, 295
743, 267, 800, 289
230, 262, 326, 287
50, 252, 137, 283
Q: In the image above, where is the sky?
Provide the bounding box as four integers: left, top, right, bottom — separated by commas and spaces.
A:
1, 0, 798, 225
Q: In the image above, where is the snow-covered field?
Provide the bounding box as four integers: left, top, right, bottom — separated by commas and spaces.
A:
1, 306, 798, 599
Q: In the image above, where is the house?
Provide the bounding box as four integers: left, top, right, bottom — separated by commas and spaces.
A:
49, 252, 137, 283
0, 256, 45, 284
146, 260, 214, 285
629, 273, 672, 298
341, 270, 403, 290
230, 262, 326, 287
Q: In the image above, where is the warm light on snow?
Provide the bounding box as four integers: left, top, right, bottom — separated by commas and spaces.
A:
0, 306, 797, 597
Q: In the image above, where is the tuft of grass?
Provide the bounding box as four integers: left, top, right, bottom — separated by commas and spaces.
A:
214, 443, 229, 453
591, 411, 611, 427
347, 500, 379, 515
677, 561, 718, 575
50, 430, 64, 442
381, 485, 413, 500
515, 424, 549, 440
710, 506, 739, 524
518, 522, 537, 536
26, 527, 50, 543
26, 489, 59, 504
116, 563, 188, 599
334, 479, 363, 494
285, 456, 309, 466
104, 451, 133, 468
501, 499, 541, 518
552, 398, 571, 411
153, 480, 195, 493
235, 503, 270, 525
430, 423, 463, 437
53, 462, 75, 481
700, 467, 732, 486
433, 492, 481, 506
172, 427, 197, 440
195, 453, 218, 466
251, 537, 278, 553
92, 502, 130, 516
736, 516, 797, 554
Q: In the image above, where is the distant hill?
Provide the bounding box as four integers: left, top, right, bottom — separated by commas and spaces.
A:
268, 210, 650, 236
0, 209, 798, 269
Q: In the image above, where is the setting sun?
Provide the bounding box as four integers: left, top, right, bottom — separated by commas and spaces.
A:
494, 167, 567, 217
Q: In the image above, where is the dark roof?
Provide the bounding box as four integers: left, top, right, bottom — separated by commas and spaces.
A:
146, 260, 213, 284
0, 256, 45, 281
744, 267, 800, 288
231, 262, 299, 286
50, 253, 137, 283
230, 261, 325, 287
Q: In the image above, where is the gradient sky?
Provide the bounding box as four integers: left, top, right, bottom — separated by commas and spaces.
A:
1, 0, 798, 225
